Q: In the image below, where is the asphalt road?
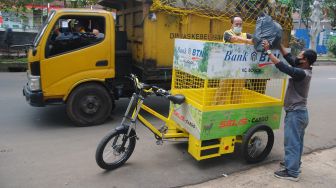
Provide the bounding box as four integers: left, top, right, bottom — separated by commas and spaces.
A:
1, 66, 336, 188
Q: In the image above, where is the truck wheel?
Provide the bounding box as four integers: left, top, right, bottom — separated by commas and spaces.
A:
242, 125, 274, 163
66, 83, 112, 126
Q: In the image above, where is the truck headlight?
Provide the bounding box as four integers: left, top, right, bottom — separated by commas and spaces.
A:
28, 74, 41, 91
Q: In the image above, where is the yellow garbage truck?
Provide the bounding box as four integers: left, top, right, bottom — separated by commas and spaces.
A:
23, 0, 292, 126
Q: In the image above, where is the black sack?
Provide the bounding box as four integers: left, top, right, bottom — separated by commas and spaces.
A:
253, 13, 283, 52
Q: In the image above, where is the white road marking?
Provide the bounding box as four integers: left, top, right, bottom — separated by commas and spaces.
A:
328, 78, 336, 80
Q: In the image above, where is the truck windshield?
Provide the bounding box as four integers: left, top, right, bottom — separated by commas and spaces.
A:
33, 10, 56, 47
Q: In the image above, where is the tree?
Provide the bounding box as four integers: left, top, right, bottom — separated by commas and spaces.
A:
0, 0, 54, 14
0, 0, 99, 11
292, 0, 314, 29
0, 0, 30, 13
65, 0, 99, 8
309, 0, 323, 50
292, 0, 329, 50
322, 0, 336, 28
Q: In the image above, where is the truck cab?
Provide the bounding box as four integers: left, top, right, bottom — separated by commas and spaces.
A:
24, 9, 132, 126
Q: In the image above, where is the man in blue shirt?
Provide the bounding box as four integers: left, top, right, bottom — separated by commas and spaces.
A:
262, 40, 317, 182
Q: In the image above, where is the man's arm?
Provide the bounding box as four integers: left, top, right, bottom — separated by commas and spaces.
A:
223, 32, 232, 42
274, 61, 306, 81
242, 33, 253, 44
279, 44, 298, 67
224, 31, 253, 44
279, 44, 289, 56
230, 35, 253, 44
263, 40, 306, 81
235, 33, 253, 44
242, 38, 253, 44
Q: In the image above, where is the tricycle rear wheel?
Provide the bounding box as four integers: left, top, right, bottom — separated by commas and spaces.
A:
242, 125, 274, 163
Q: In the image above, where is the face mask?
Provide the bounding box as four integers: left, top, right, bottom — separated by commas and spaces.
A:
295, 57, 303, 65
233, 26, 242, 34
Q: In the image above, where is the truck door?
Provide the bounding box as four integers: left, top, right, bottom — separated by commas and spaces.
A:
40, 13, 111, 97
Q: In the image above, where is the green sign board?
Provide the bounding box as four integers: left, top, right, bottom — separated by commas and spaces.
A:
172, 103, 283, 140
174, 39, 288, 79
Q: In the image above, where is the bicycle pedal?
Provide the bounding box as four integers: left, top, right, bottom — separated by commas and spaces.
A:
159, 126, 168, 134
156, 139, 163, 145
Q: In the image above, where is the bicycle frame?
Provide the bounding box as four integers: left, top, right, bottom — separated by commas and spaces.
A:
95, 79, 190, 170
121, 93, 189, 141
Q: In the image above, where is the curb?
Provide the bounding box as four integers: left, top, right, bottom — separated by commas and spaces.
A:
0, 62, 27, 72
185, 147, 336, 188
315, 60, 336, 66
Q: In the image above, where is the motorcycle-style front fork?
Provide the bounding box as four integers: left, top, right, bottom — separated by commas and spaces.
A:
119, 93, 144, 138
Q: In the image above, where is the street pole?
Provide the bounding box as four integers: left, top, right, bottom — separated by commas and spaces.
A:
47, 3, 50, 17
298, 0, 304, 28
310, 0, 323, 50
41, 0, 44, 25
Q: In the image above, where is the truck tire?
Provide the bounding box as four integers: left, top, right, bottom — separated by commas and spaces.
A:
66, 83, 112, 126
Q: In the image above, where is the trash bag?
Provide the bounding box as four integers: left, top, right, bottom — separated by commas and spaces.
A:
253, 13, 283, 52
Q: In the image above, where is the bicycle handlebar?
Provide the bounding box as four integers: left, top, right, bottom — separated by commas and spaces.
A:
127, 74, 170, 97
151, 86, 170, 97
127, 74, 185, 104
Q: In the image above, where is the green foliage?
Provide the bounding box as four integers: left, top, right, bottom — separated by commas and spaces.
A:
250, 63, 264, 75
291, 0, 313, 29
0, 0, 99, 11
173, 47, 179, 64
68, 0, 99, 8
289, 35, 306, 56
291, 0, 336, 28
322, 0, 336, 28
199, 42, 221, 73
0, 0, 54, 14
0, 0, 29, 13
328, 36, 336, 56
199, 44, 210, 73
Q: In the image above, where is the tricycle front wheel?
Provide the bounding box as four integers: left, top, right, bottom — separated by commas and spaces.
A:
242, 125, 274, 163
95, 129, 136, 170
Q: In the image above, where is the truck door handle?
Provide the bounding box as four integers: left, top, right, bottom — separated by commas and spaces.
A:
96, 60, 108, 67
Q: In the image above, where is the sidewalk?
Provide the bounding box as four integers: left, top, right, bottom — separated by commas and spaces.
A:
0, 57, 27, 72
315, 56, 336, 66
185, 147, 336, 188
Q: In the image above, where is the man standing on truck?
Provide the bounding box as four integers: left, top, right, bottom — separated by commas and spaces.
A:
219, 15, 264, 105
262, 40, 317, 182
223, 16, 253, 45
215, 16, 255, 105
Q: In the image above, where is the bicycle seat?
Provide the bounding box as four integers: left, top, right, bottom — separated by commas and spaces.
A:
167, 94, 185, 104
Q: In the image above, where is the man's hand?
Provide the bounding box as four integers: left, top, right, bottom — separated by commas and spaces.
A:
231, 36, 239, 43
262, 40, 270, 51
231, 36, 253, 44
262, 39, 280, 65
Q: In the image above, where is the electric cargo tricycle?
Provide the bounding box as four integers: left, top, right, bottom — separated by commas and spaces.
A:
95, 40, 287, 170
